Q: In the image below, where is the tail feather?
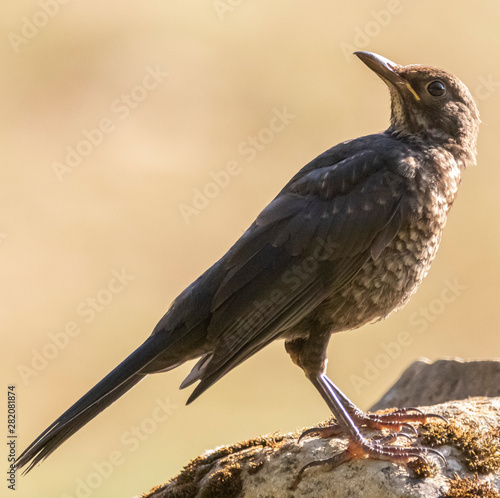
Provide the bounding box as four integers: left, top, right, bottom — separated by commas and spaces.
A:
16, 334, 166, 473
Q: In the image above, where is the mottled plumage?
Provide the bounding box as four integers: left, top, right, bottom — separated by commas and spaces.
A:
17, 52, 479, 478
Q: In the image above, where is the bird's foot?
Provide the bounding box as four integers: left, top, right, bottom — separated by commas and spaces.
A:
291, 434, 446, 490
298, 407, 447, 442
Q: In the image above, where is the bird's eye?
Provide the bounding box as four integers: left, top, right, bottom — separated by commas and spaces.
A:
426, 80, 446, 97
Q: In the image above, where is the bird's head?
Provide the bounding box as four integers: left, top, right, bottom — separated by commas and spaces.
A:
355, 51, 480, 167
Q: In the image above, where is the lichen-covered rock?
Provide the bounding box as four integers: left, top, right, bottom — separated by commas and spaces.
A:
140, 397, 500, 498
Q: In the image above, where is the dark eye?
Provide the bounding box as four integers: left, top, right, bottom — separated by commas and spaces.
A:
427, 80, 446, 97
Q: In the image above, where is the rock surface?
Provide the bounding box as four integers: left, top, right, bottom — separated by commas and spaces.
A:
371, 358, 500, 411
141, 397, 500, 498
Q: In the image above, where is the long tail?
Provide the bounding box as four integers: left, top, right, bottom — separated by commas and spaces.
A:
16, 333, 166, 474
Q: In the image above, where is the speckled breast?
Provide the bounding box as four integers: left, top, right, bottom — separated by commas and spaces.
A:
326, 147, 461, 333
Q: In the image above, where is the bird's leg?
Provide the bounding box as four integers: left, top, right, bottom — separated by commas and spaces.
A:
292, 373, 445, 488
326, 376, 447, 428
299, 376, 446, 442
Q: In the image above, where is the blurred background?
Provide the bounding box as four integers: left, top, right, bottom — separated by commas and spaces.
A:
2, 1, 499, 496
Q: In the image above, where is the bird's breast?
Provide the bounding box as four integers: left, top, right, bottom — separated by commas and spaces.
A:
322, 151, 461, 333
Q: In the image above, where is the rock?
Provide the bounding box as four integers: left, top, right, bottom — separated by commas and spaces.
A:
371, 358, 500, 411
140, 397, 500, 498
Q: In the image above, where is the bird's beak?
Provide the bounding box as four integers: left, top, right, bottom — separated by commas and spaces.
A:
354, 51, 420, 101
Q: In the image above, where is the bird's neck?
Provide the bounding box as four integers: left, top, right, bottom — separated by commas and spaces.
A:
387, 127, 477, 170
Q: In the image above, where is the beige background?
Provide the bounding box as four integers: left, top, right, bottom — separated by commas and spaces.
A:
2, 1, 500, 497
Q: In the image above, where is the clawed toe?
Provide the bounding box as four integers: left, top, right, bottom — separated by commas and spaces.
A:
291, 450, 351, 490
363, 410, 448, 430
298, 423, 342, 443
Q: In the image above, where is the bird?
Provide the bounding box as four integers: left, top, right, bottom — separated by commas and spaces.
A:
17, 51, 480, 482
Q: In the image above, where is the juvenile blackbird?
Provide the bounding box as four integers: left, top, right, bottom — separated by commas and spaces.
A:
17, 52, 480, 480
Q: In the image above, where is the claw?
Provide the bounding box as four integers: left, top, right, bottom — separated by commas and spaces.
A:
400, 423, 418, 435
424, 413, 449, 425
424, 447, 447, 467
298, 427, 321, 443
298, 424, 342, 443
291, 451, 350, 490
